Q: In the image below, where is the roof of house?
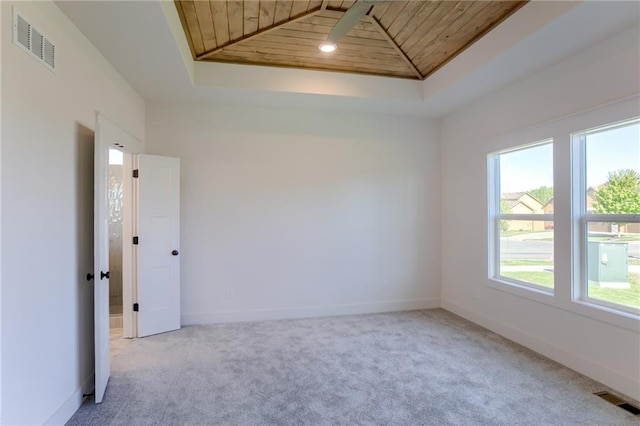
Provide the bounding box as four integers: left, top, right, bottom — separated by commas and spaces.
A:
501, 192, 545, 211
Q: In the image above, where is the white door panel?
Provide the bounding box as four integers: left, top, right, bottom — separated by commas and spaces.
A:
94, 114, 144, 403
94, 116, 111, 404
137, 154, 181, 337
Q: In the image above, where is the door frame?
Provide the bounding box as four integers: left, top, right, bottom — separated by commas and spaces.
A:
122, 151, 139, 338
95, 113, 143, 344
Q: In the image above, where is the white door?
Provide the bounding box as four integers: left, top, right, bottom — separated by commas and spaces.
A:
93, 117, 111, 404
136, 154, 181, 337
94, 114, 143, 403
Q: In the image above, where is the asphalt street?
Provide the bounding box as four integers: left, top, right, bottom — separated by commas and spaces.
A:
500, 232, 640, 261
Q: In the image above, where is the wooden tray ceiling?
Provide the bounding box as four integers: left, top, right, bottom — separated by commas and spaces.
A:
175, 1, 527, 80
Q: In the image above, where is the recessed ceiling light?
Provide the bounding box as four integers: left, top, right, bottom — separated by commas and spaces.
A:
319, 42, 337, 53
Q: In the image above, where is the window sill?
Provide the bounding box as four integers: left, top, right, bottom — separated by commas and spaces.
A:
488, 277, 554, 303
487, 277, 639, 332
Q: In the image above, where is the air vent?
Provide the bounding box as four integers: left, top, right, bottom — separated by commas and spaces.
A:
13, 8, 56, 72
16, 14, 30, 50
31, 28, 43, 59
594, 391, 640, 416
44, 39, 55, 69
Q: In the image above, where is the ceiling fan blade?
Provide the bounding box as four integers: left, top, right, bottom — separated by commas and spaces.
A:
326, 0, 373, 43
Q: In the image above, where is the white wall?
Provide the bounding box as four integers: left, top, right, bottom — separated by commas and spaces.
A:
146, 103, 440, 324
440, 25, 640, 400
1, 1, 145, 424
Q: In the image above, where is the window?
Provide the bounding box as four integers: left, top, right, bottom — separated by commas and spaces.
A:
486, 99, 639, 324
575, 119, 640, 314
489, 141, 554, 291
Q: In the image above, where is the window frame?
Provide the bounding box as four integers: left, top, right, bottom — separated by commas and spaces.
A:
488, 139, 555, 293
484, 96, 639, 331
572, 118, 640, 316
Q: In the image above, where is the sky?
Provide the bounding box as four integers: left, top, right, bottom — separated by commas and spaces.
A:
500, 120, 639, 193
109, 148, 124, 165
586, 122, 639, 187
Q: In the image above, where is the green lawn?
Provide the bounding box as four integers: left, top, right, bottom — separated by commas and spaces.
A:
501, 271, 554, 288
589, 273, 640, 309
500, 270, 640, 309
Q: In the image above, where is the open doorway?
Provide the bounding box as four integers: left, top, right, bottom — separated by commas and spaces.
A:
92, 114, 180, 403
108, 148, 130, 358
94, 113, 144, 403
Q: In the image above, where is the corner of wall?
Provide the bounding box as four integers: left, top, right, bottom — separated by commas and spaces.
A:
159, 0, 194, 85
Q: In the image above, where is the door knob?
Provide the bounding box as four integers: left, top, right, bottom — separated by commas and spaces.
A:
171, 250, 179, 256
100, 271, 110, 280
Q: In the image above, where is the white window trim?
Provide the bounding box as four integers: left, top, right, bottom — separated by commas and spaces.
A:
488, 140, 554, 292
572, 119, 640, 317
485, 95, 640, 332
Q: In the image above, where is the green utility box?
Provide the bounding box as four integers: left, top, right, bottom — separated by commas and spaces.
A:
587, 241, 629, 288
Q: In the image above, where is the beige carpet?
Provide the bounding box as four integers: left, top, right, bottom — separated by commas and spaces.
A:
68, 309, 638, 425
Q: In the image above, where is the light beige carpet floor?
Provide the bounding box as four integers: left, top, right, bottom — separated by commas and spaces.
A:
69, 309, 638, 425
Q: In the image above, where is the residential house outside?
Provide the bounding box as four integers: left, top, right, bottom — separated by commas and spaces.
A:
501, 192, 546, 231
543, 199, 554, 230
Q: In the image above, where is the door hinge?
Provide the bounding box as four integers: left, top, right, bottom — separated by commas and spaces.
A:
133, 169, 139, 178
133, 303, 139, 312
133, 236, 139, 245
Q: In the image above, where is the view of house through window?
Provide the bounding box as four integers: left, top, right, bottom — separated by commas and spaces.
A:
580, 120, 640, 312
492, 141, 554, 290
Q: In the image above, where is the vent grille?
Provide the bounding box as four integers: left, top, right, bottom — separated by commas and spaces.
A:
31, 28, 43, 59
16, 14, 30, 50
44, 39, 55, 69
13, 8, 56, 72
594, 391, 640, 416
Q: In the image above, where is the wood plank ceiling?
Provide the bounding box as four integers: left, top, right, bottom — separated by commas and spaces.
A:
175, 1, 527, 80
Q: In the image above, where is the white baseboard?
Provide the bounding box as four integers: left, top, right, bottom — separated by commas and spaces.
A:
182, 298, 440, 325
441, 298, 640, 402
45, 374, 94, 425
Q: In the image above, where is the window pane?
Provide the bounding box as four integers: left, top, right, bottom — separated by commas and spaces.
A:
500, 220, 554, 289
585, 121, 640, 214
500, 142, 554, 214
586, 222, 640, 310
